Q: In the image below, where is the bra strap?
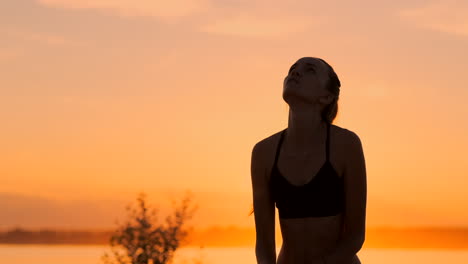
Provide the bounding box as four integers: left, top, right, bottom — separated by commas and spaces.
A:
273, 129, 286, 167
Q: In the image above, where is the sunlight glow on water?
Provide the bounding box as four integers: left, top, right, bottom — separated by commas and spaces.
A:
1, 245, 468, 264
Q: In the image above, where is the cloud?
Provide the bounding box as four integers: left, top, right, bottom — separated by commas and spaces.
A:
37, 0, 212, 22
1, 26, 87, 47
397, 1, 468, 37
36, 0, 322, 37
198, 13, 320, 38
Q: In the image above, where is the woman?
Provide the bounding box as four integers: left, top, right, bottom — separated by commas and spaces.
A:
249, 57, 367, 264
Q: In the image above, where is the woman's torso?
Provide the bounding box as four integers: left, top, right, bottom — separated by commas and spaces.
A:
267, 124, 360, 264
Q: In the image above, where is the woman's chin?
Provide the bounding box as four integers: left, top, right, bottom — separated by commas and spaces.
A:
283, 87, 302, 97
283, 93, 306, 106
285, 82, 299, 89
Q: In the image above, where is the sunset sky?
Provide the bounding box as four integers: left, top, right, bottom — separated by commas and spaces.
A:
1, 0, 468, 231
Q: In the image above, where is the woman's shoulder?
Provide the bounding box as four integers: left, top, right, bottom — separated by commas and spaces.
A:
330, 124, 363, 157
251, 128, 286, 167
253, 124, 358, 150
331, 123, 360, 140
252, 124, 362, 161
253, 128, 285, 153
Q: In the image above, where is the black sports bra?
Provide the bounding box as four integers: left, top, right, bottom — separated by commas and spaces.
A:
269, 123, 345, 219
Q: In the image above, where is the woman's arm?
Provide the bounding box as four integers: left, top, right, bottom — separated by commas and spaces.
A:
323, 130, 367, 264
251, 142, 277, 264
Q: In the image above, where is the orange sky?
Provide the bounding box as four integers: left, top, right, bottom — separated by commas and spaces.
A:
1, 0, 468, 230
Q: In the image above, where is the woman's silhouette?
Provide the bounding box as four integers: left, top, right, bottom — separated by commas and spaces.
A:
249, 57, 367, 264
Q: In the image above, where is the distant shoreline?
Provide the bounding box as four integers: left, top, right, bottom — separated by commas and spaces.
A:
1, 226, 467, 249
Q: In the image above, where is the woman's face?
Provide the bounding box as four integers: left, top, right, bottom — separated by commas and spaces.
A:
283, 57, 332, 108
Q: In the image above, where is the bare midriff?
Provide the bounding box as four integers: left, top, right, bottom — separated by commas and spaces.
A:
276, 213, 359, 264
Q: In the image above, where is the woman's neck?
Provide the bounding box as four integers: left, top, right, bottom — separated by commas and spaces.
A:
285, 108, 327, 153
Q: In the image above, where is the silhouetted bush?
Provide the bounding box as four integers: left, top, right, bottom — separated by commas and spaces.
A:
101, 191, 199, 264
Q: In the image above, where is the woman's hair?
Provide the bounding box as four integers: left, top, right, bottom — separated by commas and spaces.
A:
248, 58, 341, 217
317, 58, 341, 124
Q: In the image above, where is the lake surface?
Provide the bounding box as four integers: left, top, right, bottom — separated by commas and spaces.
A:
1, 245, 468, 264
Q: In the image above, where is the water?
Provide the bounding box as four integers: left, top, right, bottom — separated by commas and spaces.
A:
1, 245, 468, 264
